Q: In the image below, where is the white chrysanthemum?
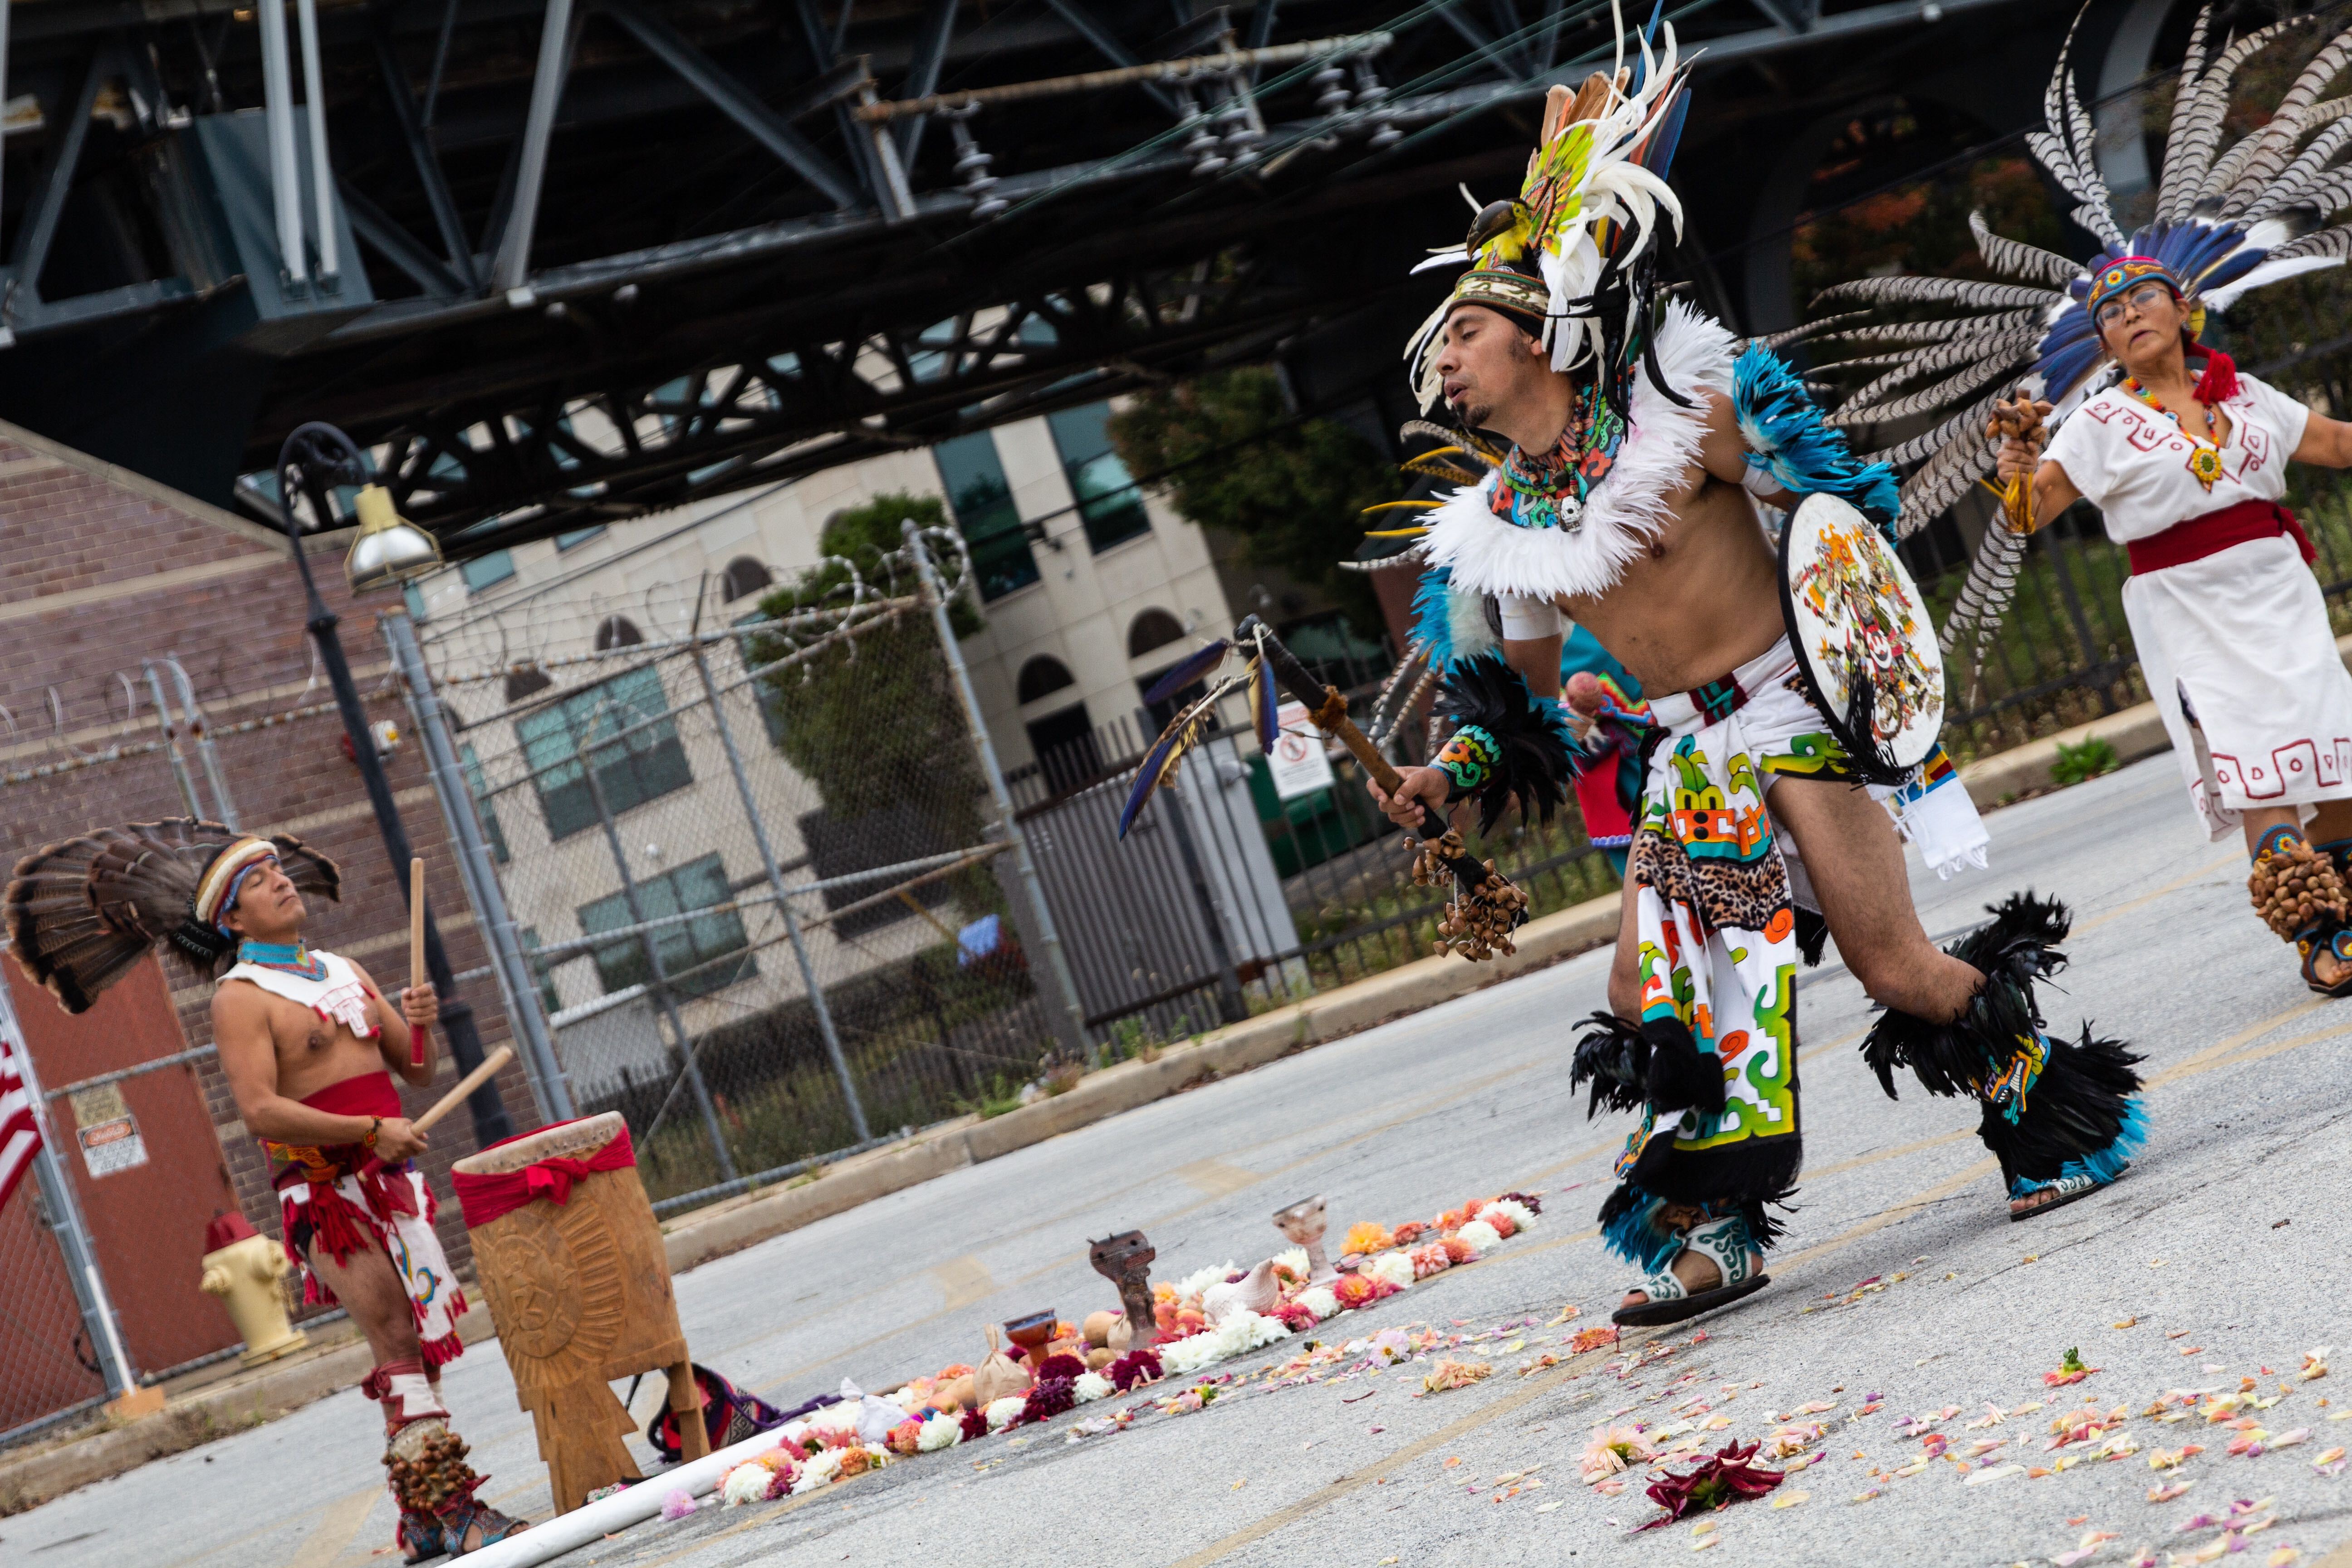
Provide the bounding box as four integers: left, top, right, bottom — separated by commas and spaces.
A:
1272, 1246, 1311, 1279
1230, 1310, 1292, 1351
790, 1448, 844, 1495
1158, 1331, 1225, 1377
1162, 1309, 1293, 1376
1172, 1260, 1240, 1302
1367, 1251, 1417, 1289
1484, 1199, 1538, 1232
985, 1396, 1027, 1432
1297, 1285, 1342, 1322
1072, 1371, 1115, 1404
893, 1384, 929, 1415
917, 1411, 963, 1451
1456, 1220, 1502, 1256
720, 1463, 771, 1507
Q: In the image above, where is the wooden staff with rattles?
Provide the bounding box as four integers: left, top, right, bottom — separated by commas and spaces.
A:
1118, 615, 1575, 962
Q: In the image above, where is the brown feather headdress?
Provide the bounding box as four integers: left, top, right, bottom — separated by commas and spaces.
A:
4, 818, 341, 1013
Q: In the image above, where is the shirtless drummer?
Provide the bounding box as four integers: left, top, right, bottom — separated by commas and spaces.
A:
4, 821, 524, 1559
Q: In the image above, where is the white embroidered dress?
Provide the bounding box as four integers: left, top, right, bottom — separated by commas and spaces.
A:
2046, 374, 2352, 838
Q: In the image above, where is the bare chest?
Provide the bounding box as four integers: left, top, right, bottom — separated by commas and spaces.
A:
237, 983, 384, 1102
1558, 476, 1785, 691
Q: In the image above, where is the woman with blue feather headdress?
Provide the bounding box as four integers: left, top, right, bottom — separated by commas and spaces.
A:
1809, 3, 2352, 999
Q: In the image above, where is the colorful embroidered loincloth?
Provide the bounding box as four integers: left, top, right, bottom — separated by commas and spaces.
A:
266, 1071, 467, 1368
1600, 639, 1838, 1268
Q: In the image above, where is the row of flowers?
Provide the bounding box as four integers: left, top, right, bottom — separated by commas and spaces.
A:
704, 1193, 1542, 1508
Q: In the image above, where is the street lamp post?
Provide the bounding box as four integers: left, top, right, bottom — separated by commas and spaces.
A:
274, 421, 512, 1148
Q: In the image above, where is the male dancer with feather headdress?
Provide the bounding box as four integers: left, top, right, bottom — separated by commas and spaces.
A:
4, 821, 524, 1559
1367, 25, 2143, 1327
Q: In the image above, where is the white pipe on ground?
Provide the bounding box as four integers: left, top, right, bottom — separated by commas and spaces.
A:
451, 1419, 802, 1568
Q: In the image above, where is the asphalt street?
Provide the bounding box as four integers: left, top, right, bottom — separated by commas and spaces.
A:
11, 753, 2352, 1568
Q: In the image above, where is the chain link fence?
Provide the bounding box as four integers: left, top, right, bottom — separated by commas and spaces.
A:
0, 1178, 109, 1450
413, 531, 1074, 1210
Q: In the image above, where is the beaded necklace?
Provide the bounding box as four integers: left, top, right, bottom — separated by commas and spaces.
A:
2120, 377, 2226, 492
237, 939, 327, 981
1490, 381, 1627, 532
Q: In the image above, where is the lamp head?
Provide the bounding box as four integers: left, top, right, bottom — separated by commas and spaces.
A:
343, 484, 442, 593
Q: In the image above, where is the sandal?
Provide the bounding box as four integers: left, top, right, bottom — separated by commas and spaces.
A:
436, 1499, 527, 1556
1612, 1213, 1770, 1327
2298, 917, 2352, 997
397, 1511, 446, 1565
2009, 1165, 2125, 1222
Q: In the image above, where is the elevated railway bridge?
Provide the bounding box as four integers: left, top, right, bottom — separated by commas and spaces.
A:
0, 0, 2195, 552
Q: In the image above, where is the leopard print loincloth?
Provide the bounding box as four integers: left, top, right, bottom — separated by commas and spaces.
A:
1629, 827, 1791, 937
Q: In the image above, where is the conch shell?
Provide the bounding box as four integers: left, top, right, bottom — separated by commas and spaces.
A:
1202, 1259, 1280, 1326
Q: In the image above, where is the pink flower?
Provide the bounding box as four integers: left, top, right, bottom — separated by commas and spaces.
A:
1582, 1425, 1655, 1482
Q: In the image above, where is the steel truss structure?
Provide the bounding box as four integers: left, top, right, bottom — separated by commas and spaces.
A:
0, 0, 2041, 551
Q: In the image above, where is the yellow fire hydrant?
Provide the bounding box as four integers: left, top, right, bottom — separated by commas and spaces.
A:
199, 1212, 308, 1367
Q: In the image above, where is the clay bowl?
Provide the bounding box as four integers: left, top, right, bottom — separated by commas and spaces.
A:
1002, 1309, 1058, 1364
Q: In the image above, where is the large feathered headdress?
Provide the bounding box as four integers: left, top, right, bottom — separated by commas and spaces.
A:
5, 818, 342, 1012
1405, 5, 1692, 410
1808, 2, 2352, 540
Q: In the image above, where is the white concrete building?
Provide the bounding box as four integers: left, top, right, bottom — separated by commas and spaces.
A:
402, 403, 1239, 1097
410, 399, 1235, 778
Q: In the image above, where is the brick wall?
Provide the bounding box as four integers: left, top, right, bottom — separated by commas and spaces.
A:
0, 423, 544, 1297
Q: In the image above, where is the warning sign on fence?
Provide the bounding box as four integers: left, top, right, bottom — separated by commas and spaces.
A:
70, 1084, 147, 1179
1268, 702, 1338, 800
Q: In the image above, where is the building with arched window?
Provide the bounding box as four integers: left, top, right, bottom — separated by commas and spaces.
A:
403, 393, 1236, 828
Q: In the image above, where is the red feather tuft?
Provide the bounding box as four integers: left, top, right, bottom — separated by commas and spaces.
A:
2192, 345, 2239, 404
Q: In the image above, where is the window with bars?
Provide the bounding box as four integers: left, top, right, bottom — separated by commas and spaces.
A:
515, 666, 693, 840
934, 432, 1039, 600
460, 744, 508, 863
461, 550, 516, 593
1046, 402, 1150, 552
519, 926, 563, 1018
577, 854, 751, 999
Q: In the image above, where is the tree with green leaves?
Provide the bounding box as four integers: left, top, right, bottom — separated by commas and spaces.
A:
749, 491, 989, 854
1106, 368, 1400, 630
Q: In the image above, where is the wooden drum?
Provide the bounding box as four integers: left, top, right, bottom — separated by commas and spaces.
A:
452, 1112, 708, 1512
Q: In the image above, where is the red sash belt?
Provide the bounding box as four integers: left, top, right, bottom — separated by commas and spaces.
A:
451, 1118, 636, 1229
2126, 498, 2317, 575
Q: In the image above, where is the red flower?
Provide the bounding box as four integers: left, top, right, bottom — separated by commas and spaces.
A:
1637, 1441, 1785, 1530
959, 1408, 990, 1441
1274, 1299, 1320, 1332
1033, 1353, 1088, 1384
1019, 1377, 1076, 1426
1108, 1348, 1164, 1392
1332, 1274, 1377, 1309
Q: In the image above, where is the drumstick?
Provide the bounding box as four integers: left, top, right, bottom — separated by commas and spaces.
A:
412, 1046, 514, 1136
408, 858, 427, 1068
355, 1046, 514, 1177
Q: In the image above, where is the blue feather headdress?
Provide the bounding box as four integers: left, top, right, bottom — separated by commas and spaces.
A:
1801, 2, 2352, 543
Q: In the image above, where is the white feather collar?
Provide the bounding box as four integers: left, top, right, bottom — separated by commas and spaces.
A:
1419, 302, 1737, 604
